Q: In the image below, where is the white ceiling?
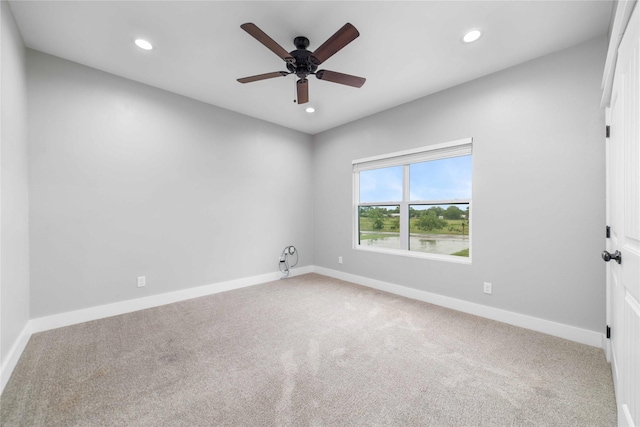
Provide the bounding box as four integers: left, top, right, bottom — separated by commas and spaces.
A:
9, 0, 613, 135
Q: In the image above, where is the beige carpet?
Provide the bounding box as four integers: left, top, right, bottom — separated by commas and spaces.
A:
1, 273, 616, 426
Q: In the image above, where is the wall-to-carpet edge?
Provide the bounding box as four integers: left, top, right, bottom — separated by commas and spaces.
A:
0, 266, 605, 395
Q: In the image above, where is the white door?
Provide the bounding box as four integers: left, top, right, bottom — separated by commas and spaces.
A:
606, 3, 640, 426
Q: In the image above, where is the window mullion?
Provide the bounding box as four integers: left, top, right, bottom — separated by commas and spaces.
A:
400, 165, 410, 250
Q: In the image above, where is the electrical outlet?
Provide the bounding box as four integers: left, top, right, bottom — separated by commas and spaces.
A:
483, 282, 492, 295
137, 276, 146, 288
338, 256, 343, 264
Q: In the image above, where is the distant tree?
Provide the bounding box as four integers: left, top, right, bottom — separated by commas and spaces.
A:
444, 205, 463, 220
371, 209, 384, 230
418, 210, 447, 231
390, 218, 400, 231
429, 206, 445, 217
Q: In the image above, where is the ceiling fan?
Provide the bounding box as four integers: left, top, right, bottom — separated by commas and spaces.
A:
237, 22, 366, 104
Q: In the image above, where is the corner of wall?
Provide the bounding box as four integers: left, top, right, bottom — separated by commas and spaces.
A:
1, 0, 31, 395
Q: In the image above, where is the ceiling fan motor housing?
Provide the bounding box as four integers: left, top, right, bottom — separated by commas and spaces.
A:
287, 36, 319, 79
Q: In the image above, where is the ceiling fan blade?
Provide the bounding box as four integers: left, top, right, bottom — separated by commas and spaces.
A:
315, 70, 366, 88
311, 23, 359, 65
297, 79, 309, 104
237, 71, 289, 84
241, 23, 295, 64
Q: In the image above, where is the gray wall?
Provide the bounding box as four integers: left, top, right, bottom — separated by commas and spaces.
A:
18, 31, 610, 336
1, 0, 30, 365
313, 37, 607, 332
27, 51, 313, 318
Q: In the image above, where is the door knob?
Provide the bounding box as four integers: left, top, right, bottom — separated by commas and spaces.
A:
602, 250, 622, 264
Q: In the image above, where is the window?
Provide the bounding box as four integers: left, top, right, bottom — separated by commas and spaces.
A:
353, 138, 472, 262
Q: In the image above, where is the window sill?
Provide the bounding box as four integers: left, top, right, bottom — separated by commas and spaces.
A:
354, 245, 472, 264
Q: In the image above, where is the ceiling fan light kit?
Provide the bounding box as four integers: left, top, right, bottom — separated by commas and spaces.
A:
237, 22, 366, 105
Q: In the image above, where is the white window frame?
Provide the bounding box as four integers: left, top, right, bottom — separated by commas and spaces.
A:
352, 137, 473, 264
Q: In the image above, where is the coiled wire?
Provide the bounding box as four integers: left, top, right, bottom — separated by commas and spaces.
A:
279, 246, 298, 279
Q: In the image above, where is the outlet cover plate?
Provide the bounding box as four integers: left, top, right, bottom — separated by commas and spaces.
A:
483, 282, 492, 294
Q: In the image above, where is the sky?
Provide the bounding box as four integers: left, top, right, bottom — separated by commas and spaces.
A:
359, 155, 472, 203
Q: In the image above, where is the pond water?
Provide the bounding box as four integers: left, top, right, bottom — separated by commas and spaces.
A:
361, 233, 469, 256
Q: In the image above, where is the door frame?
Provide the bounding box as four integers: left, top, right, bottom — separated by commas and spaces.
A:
604, 106, 612, 363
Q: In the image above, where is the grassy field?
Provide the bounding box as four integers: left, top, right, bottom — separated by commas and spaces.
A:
450, 248, 469, 257
359, 217, 469, 236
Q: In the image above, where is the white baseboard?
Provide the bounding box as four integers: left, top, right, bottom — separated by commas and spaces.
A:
1, 323, 32, 393
1, 264, 604, 395
29, 266, 314, 334
0, 265, 313, 394
621, 404, 634, 427
314, 266, 604, 348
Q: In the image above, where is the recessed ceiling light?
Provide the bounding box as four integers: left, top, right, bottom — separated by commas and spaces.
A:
305, 107, 315, 113
134, 38, 153, 50
462, 29, 482, 43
